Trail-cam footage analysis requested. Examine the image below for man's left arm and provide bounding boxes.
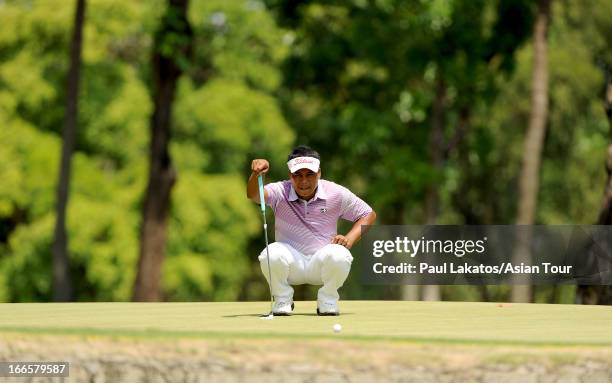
[332,211,377,249]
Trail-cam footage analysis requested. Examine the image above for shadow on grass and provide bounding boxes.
[223,313,354,318]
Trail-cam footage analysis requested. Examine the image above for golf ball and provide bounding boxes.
[333,323,342,333]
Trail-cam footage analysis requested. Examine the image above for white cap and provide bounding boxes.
[287,156,320,173]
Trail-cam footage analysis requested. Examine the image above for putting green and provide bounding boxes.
[0,301,610,346]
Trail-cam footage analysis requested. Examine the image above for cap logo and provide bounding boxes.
[287,156,320,173]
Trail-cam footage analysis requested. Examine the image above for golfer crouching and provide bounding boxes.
[247,145,377,316]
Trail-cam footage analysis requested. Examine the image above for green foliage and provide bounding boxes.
[1,0,611,304]
[174,78,293,173]
[273,0,534,228]
[164,173,260,301]
[0,0,292,302]
[269,0,610,303]
[483,0,609,225]
[190,0,288,92]
[5,214,55,302]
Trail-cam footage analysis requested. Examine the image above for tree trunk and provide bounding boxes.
[577,67,612,305]
[452,108,477,222]
[52,0,86,302]
[511,0,551,303]
[391,201,418,301]
[133,0,192,301]
[597,69,612,225]
[425,78,446,225]
[421,77,447,302]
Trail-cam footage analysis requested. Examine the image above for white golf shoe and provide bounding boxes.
[317,300,339,316]
[272,297,294,316]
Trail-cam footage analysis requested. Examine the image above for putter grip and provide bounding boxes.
[257,174,266,212]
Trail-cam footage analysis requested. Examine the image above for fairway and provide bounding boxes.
[1,301,611,346]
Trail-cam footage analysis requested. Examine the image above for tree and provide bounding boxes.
[52,0,86,302]
[575,0,612,305]
[0,0,291,303]
[511,0,551,303]
[579,66,612,304]
[133,0,193,301]
[268,0,532,301]
[0,0,156,303]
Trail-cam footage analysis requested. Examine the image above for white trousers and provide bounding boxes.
[258,242,353,303]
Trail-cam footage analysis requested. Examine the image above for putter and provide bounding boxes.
[258,174,274,320]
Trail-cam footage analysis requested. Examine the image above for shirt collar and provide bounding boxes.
[289,181,327,202]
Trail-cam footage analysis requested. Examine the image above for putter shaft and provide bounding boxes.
[258,175,274,315]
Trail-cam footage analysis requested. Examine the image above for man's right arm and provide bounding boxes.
[246,159,270,203]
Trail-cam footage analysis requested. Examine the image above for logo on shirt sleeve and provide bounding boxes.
[319,208,327,213]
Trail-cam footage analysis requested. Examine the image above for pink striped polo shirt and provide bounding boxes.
[264,179,373,256]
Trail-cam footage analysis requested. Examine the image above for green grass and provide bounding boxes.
[0,301,611,346]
